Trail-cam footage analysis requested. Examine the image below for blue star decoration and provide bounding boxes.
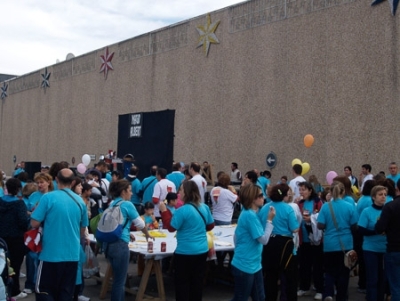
[1,82,8,100]
[41,67,51,91]
[371,0,399,16]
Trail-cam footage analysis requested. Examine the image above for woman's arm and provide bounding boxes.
[257,222,274,245]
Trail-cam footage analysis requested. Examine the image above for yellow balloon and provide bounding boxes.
[301,162,310,175]
[292,158,302,166]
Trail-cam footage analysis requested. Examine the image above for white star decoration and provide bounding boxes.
[1,82,8,100]
[196,14,221,56]
[100,47,114,80]
[41,67,51,91]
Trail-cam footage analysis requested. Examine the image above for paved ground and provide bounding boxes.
[18,254,364,301]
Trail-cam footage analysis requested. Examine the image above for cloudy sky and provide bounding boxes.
[3,0,245,76]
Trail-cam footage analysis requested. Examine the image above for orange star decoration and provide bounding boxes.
[196,14,220,56]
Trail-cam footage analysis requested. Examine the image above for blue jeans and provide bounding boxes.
[385,252,400,301]
[364,251,385,301]
[105,240,129,301]
[25,251,38,290]
[231,265,265,301]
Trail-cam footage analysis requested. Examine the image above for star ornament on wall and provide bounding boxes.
[196,14,221,56]
[100,47,114,79]
[41,67,51,91]
[371,0,399,15]
[1,82,8,100]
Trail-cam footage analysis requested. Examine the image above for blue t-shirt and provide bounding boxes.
[141,176,157,204]
[31,188,88,262]
[28,191,45,211]
[317,199,358,252]
[110,198,140,243]
[357,195,373,216]
[0,187,4,198]
[105,172,112,183]
[167,204,176,215]
[52,180,58,190]
[387,174,400,187]
[358,206,386,253]
[257,177,269,199]
[343,195,356,207]
[259,201,298,237]
[129,178,142,205]
[386,195,393,204]
[231,209,264,274]
[166,172,185,191]
[171,203,213,255]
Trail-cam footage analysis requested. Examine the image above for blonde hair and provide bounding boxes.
[34,173,54,191]
[22,182,38,198]
[330,181,345,200]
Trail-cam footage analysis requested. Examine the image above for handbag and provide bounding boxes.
[328,201,357,269]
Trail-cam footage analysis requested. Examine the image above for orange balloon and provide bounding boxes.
[304,134,314,148]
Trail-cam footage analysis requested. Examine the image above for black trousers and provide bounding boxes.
[36,260,78,301]
[174,252,208,301]
[262,235,297,301]
[298,242,324,293]
[3,236,26,297]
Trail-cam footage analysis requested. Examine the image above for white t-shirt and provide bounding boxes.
[361,174,373,191]
[152,179,176,217]
[191,174,207,203]
[289,175,306,200]
[210,187,237,222]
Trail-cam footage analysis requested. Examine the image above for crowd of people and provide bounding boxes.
[0,159,399,301]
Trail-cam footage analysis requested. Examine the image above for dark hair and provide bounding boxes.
[361,179,376,196]
[111,170,124,180]
[96,161,107,168]
[150,166,158,176]
[6,178,22,196]
[333,175,352,196]
[362,164,372,172]
[344,166,352,172]
[380,178,396,198]
[269,184,289,202]
[239,184,260,209]
[144,202,155,210]
[129,166,139,176]
[157,168,167,179]
[16,172,29,182]
[183,169,191,179]
[292,164,302,175]
[231,162,238,169]
[263,170,271,178]
[281,175,288,181]
[190,162,201,173]
[49,162,64,179]
[109,179,131,199]
[181,181,201,205]
[166,192,178,203]
[298,181,318,200]
[217,173,230,189]
[172,162,181,171]
[71,177,82,193]
[82,182,92,194]
[244,171,258,184]
[320,187,331,201]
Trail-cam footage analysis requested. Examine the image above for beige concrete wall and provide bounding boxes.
[1,0,399,183]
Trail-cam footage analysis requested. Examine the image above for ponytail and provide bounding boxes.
[330,181,345,200]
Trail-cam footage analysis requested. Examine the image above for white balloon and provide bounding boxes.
[82,154,91,166]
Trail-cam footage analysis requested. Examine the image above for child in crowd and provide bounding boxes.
[141,202,159,230]
[165,192,178,215]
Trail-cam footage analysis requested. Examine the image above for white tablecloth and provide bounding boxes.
[129,225,236,259]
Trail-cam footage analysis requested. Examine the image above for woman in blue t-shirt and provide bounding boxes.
[230,184,275,301]
[358,185,387,301]
[160,180,214,301]
[105,180,151,301]
[317,181,358,301]
[259,184,299,301]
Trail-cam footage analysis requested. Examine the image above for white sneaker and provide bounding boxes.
[78,295,90,301]
[314,293,323,300]
[324,297,333,301]
[13,292,28,299]
[19,272,26,278]
[297,290,310,297]
[23,288,33,294]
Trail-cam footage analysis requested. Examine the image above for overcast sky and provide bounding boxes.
[2,0,245,76]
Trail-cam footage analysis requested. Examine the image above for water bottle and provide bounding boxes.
[159,220,163,230]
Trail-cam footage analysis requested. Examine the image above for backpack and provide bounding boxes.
[95,200,129,243]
